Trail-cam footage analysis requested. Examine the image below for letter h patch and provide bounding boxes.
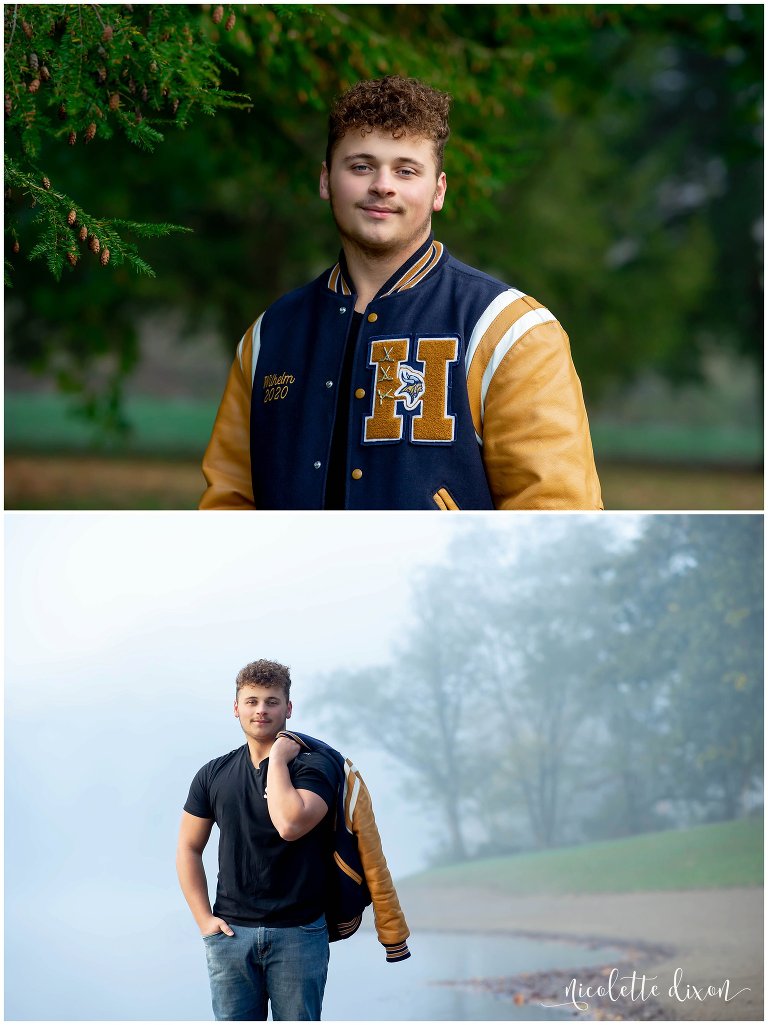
[363,336,459,444]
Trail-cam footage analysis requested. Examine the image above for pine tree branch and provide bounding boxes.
[5,154,193,283]
[4,4,251,284]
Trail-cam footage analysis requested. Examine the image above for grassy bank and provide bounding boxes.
[402,816,763,894]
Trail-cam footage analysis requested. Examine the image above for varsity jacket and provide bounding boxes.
[200,235,602,510]
[277,729,410,962]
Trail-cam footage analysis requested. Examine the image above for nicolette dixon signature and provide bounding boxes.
[542,967,750,1012]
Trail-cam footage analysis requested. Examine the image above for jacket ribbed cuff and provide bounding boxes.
[384,941,411,962]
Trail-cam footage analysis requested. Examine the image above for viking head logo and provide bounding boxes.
[394,366,426,410]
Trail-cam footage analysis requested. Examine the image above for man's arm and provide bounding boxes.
[176,810,234,936]
[467,294,603,510]
[199,318,262,510]
[266,736,329,842]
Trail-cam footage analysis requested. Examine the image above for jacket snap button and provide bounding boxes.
[367,312,378,323]
[351,468,363,480]
[325,380,333,388]
[313,461,322,470]
[355,388,366,399]
[339,306,347,314]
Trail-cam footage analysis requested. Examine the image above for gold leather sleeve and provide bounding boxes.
[481,320,603,510]
[199,332,256,510]
[348,768,411,953]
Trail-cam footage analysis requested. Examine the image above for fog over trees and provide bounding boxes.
[310,515,763,864]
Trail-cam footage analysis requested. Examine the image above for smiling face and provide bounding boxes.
[319,129,447,260]
[234,683,292,745]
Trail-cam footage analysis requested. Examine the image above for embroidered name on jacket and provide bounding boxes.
[364,335,459,444]
[263,372,296,403]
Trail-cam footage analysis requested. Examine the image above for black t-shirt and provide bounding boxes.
[184,744,339,927]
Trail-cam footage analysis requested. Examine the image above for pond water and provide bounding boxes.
[5,896,622,1020]
[323,928,623,1020]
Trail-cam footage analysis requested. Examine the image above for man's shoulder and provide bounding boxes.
[441,251,559,324]
[296,746,341,774]
[442,251,513,294]
[195,746,245,778]
[284,731,344,785]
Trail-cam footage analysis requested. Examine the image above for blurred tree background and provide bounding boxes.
[308,514,763,865]
[4,3,763,509]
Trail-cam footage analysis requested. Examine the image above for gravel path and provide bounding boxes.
[396,883,763,1021]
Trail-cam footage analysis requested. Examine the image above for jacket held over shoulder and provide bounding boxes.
[276,729,410,963]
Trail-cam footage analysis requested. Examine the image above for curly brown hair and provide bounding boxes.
[326,76,452,174]
[235,659,291,701]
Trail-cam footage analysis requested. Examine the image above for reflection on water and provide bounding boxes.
[324,928,623,1020]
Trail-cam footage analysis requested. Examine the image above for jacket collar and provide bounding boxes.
[327,233,445,299]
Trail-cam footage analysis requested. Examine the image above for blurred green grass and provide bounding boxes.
[591,423,762,464]
[5,392,216,456]
[5,391,763,463]
[4,391,763,510]
[402,816,763,894]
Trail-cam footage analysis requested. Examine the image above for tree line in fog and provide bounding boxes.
[310,516,762,864]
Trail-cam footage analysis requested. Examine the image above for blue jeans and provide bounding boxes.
[202,915,330,1021]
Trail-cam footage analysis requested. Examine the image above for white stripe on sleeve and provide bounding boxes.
[480,307,556,421]
[250,313,264,387]
[464,288,526,376]
[236,332,247,373]
[347,775,361,830]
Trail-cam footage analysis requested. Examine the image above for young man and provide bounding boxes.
[200,76,602,511]
[177,660,408,1022]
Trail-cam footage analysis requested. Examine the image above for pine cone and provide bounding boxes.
[102,25,114,43]
[141,85,148,102]
[109,93,120,111]
[22,20,33,39]
[171,98,180,115]
[225,12,236,31]
[40,65,51,81]
[5,95,12,116]
[28,78,41,94]
[29,53,39,71]
[97,66,107,83]
[212,6,224,24]
[42,176,51,190]
[12,240,20,253]
[84,122,97,143]
[79,226,88,241]
[58,102,67,120]
[100,248,111,267]
[68,130,77,145]
[89,235,101,254]
[67,209,77,225]
[66,251,78,267]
